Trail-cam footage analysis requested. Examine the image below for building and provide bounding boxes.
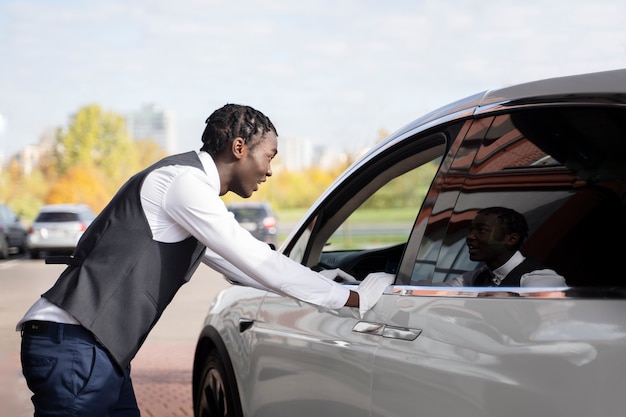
[277,136,347,171]
[126,104,177,154]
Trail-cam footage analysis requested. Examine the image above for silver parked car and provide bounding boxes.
[0,203,28,258]
[27,204,96,259]
[192,69,626,417]
[226,201,278,248]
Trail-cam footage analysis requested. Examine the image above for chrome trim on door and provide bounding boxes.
[352,321,385,336]
[382,326,421,341]
[389,286,626,299]
[353,321,421,341]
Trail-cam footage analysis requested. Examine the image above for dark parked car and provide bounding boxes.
[226,201,278,247]
[27,204,96,259]
[0,203,28,258]
[192,69,626,417]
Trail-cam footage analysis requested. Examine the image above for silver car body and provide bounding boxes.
[193,69,626,417]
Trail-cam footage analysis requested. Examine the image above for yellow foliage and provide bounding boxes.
[45,163,112,213]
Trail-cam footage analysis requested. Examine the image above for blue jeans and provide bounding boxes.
[20,321,140,417]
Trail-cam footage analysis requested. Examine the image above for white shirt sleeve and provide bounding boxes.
[520,269,567,287]
[159,165,350,309]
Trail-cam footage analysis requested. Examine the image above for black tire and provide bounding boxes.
[17,234,27,254]
[194,349,243,417]
[29,250,40,259]
[0,237,8,259]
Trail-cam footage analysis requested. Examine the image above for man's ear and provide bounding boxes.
[505,232,520,247]
[231,137,247,160]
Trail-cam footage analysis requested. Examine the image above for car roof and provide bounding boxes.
[38,204,93,212]
[364,68,626,162]
[297,69,626,226]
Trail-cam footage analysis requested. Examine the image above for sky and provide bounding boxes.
[1,0,625,160]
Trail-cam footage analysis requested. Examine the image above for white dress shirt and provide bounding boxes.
[445,251,567,287]
[17,151,350,329]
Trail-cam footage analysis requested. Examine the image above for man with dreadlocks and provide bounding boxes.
[17,104,392,416]
[446,206,566,287]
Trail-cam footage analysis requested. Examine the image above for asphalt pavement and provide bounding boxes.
[0,256,231,417]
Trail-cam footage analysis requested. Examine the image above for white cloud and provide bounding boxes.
[0,0,625,158]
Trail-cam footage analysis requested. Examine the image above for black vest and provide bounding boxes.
[474,257,547,287]
[44,151,207,370]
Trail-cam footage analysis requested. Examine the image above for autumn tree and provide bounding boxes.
[47,104,147,211]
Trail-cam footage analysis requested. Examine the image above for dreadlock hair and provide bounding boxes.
[477,206,529,250]
[200,104,278,157]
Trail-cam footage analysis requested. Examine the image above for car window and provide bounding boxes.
[36,212,81,222]
[284,133,446,280]
[322,163,438,252]
[410,106,626,287]
[229,208,266,221]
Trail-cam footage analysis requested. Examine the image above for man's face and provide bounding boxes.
[466,212,513,266]
[231,131,278,198]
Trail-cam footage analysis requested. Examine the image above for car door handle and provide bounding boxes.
[352,321,421,341]
[239,319,254,333]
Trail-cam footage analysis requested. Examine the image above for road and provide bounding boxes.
[0,255,232,417]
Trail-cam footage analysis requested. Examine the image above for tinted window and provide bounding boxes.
[229,208,267,221]
[36,212,81,222]
[410,107,626,287]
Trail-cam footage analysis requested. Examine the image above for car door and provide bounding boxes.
[244,133,447,417]
[369,107,626,417]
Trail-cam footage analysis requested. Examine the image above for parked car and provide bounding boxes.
[27,204,96,259]
[192,69,626,417]
[0,203,28,258]
[226,201,278,248]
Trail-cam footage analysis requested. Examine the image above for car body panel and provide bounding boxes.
[0,203,28,255]
[244,293,374,417]
[27,204,96,256]
[226,201,278,247]
[193,69,626,417]
[370,288,626,417]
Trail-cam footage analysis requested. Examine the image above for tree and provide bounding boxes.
[54,104,140,194]
[45,163,112,212]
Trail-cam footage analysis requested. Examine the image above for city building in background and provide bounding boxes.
[1,106,354,175]
[278,136,347,171]
[126,104,177,154]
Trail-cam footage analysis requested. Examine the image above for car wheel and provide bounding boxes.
[194,349,243,417]
[17,236,27,254]
[29,250,40,259]
[0,237,8,259]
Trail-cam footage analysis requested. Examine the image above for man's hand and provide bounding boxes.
[318,268,358,283]
[355,272,394,318]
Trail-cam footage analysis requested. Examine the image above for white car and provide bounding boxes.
[192,69,626,417]
[27,204,96,259]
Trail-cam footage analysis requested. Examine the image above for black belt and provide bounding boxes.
[21,320,94,341]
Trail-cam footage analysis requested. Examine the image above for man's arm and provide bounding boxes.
[520,269,567,287]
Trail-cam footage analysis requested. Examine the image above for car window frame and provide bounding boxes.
[283,132,448,276]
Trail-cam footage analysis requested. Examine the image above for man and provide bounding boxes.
[445,206,566,287]
[17,104,392,416]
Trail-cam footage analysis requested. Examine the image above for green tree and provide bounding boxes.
[54,104,140,194]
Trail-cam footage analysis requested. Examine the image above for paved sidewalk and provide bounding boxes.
[133,344,196,417]
[1,260,230,417]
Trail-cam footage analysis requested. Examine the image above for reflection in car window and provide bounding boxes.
[411,107,626,288]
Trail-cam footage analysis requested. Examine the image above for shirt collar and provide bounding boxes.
[492,250,525,280]
[196,150,220,190]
